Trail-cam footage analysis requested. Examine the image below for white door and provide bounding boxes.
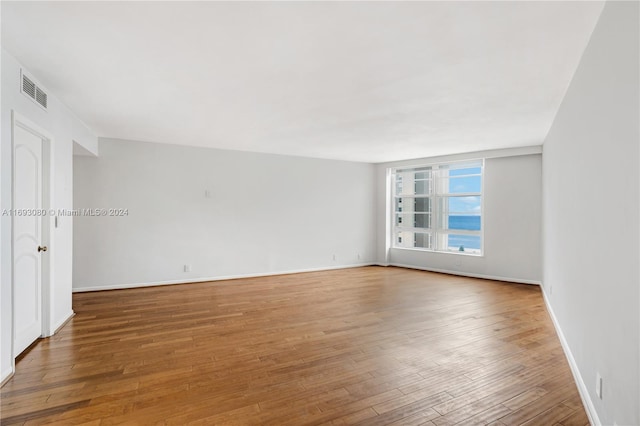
[13,124,45,355]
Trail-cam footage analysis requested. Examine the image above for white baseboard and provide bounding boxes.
[52,311,75,334]
[74,263,539,293]
[73,263,376,293]
[388,263,542,285]
[541,287,601,426]
[1,367,14,387]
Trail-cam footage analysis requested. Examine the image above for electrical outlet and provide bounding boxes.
[596,373,603,399]
[184,264,192,273]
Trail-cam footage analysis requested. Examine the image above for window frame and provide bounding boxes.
[390,159,484,256]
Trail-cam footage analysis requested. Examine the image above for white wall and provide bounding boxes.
[1,50,98,383]
[73,138,376,290]
[542,2,639,425]
[375,147,542,284]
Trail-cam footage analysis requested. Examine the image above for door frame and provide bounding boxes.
[10,110,55,367]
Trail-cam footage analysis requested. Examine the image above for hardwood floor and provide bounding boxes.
[1,266,589,425]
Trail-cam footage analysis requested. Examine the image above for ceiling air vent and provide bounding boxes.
[20,69,48,110]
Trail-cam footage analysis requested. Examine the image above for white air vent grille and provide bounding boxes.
[22,74,36,98]
[35,87,48,109]
[20,69,48,110]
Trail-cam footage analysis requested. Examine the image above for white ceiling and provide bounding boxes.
[2,1,604,163]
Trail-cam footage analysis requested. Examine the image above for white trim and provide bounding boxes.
[51,311,75,334]
[384,168,392,265]
[40,132,54,337]
[392,246,483,257]
[388,262,542,285]
[73,263,376,293]
[1,368,14,387]
[376,145,542,168]
[540,286,601,426]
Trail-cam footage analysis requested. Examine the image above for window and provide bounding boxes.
[392,160,483,255]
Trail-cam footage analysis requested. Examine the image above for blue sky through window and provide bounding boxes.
[448,167,481,214]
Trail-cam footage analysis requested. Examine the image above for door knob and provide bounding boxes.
[37,246,47,252]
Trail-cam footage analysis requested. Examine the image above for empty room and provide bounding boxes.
[0,1,638,425]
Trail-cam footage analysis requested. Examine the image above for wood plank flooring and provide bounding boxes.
[0,266,589,425]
